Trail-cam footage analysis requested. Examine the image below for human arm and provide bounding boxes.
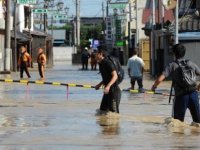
[17,56,21,67]
[104,70,118,94]
[151,63,172,91]
[41,54,46,65]
[141,59,145,75]
[95,81,103,90]
[26,53,32,67]
[128,68,131,77]
[127,59,131,77]
[192,62,200,91]
[151,74,166,91]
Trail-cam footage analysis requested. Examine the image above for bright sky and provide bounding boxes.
[66,0,104,17]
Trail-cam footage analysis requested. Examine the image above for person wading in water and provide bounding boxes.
[37,48,46,80]
[18,46,31,79]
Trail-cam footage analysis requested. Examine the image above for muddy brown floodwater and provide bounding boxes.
[0,61,199,150]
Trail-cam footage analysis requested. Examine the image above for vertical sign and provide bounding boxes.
[106,17,112,41]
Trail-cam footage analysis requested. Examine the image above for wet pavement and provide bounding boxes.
[0,61,200,150]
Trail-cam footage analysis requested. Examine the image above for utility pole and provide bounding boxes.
[175,0,179,44]
[102,1,105,45]
[106,0,109,17]
[76,0,80,51]
[13,0,17,72]
[44,3,48,33]
[128,3,131,57]
[135,0,138,48]
[5,0,11,73]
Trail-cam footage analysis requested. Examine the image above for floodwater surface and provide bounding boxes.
[0,62,199,150]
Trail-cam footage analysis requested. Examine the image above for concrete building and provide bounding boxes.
[0,1,54,72]
[142,0,200,76]
[14,2,53,68]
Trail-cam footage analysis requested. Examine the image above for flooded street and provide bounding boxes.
[0,61,200,150]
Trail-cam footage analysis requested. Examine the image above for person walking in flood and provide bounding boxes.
[151,44,200,124]
[95,46,121,114]
[37,48,46,79]
[127,48,145,92]
[18,46,31,79]
[90,50,97,70]
[81,47,90,70]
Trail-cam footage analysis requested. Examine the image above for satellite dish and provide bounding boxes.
[162,0,177,10]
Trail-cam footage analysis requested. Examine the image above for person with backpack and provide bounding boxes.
[95,47,121,114]
[151,44,200,124]
[127,48,145,92]
[18,45,31,79]
[37,48,46,79]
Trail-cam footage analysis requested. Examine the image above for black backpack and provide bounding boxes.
[169,59,197,103]
[174,60,197,89]
[107,56,124,84]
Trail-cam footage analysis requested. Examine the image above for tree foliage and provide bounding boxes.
[80,24,103,49]
[48,22,103,49]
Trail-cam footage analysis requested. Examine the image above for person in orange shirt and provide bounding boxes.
[18,46,31,78]
[37,48,46,79]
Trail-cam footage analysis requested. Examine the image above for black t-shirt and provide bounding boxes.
[99,57,116,85]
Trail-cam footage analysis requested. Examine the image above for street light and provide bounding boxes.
[57,1,64,11]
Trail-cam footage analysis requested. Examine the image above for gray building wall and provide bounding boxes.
[49,30,66,40]
[180,41,200,67]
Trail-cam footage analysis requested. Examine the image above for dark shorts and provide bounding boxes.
[100,85,121,113]
[130,76,143,89]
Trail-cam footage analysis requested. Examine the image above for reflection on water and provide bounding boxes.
[166,117,200,135]
[0,114,50,128]
[96,112,120,135]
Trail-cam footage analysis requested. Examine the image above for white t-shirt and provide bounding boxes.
[127,55,145,77]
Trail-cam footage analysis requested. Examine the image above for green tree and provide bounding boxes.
[80,24,103,49]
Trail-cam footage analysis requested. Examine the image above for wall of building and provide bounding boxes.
[17,4,34,32]
[181,41,200,67]
[128,0,147,41]
[53,47,73,62]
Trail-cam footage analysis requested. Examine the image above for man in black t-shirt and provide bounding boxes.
[95,47,121,114]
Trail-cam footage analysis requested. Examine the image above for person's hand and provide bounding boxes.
[104,85,110,94]
[95,84,101,90]
[151,84,157,91]
[128,73,131,78]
